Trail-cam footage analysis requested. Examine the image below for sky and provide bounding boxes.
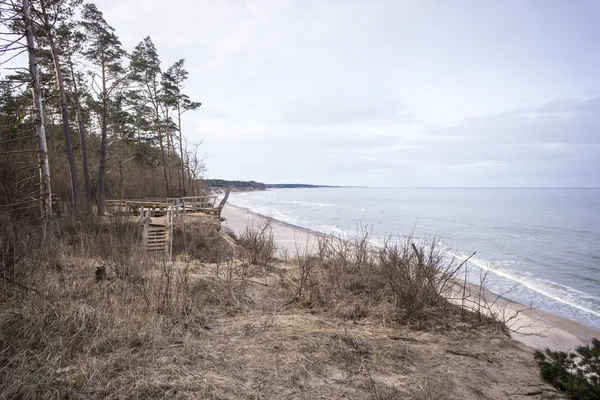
[99,0,600,187]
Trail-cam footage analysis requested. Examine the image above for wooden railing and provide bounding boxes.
[106,195,220,217]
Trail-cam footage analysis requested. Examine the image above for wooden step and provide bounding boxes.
[140,212,171,256]
[148,233,166,237]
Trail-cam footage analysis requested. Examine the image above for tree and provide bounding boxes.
[80,2,126,215]
[130,36,170,196]
[22,0,52,216]
[36,0,81,215]
[50,20,93,211]
[162,59,200,196]
[182,138,205,195]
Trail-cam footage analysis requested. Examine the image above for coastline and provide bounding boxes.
[222,203,600,352]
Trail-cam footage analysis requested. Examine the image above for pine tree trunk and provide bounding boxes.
[155,108,170,197]
[68,57,92,213]
[118,158,125,199]
[97,58,108,216]
[165,109,179,195]
[40,0,80,216]
[22,0,52,217]
[177,104,187,197]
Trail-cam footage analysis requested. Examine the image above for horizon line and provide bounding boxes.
[266,185,600,189]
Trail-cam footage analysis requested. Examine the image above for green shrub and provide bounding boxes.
[534,338,600,400]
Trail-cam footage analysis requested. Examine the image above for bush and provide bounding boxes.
[290,229,476,327]
[171,215,234,263]
[236,217,277,266]
[534,339,600,400]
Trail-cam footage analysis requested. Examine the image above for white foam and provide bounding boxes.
[280,200,334,207]
[451,251,600,318]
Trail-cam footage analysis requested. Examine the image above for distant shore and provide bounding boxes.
[206,179,362,193]
[222,202,600,352]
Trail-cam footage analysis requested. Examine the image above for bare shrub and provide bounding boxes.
[290,229,384,315]
[237,217,277,266]
[172,215,234,263]
[378,235,461,322]
[290,228,501,329]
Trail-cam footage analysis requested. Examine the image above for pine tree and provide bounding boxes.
[130,37,171,196]
[80,2,126,215]
[54,21,93,211]
[162,59,200,196]
[535,339,600,399]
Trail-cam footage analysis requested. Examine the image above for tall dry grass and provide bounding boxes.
[289,229,502,330]
[0,215,230,398]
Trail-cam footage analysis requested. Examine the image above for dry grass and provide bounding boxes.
[172,214,234,263]
[0,215,562,399]
[288,230,503,332]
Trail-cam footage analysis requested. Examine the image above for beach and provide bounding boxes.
[223,203,600,352]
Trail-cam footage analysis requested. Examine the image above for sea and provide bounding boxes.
[229,187,600,330]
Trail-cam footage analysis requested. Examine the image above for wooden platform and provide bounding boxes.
[106,196,219,217]
[108,190,232,260]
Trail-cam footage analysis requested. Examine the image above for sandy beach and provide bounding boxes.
[222,202,600,352]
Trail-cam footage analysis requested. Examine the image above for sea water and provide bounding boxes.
[229,187,600,329]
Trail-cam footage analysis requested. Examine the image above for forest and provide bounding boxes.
[0,0,205,219]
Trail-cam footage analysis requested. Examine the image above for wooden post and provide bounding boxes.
[169,205,174,262]
[137,206,145,243]
[144,209,150,250]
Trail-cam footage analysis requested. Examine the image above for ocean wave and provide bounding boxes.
[280,200,334,208]
[451,252,600,318]
[331,225,346,236]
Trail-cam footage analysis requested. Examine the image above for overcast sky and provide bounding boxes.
[99,0,600,187]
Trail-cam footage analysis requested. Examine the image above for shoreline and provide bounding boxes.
[222,203,600,352]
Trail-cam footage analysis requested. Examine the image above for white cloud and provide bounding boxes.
[96,0,600,187]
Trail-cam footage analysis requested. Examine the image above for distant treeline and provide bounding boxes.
[205,180,266,190]
[206,180,345,190]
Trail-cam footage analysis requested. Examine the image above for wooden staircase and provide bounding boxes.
[139,208,174,259]
[146,220,168,252]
